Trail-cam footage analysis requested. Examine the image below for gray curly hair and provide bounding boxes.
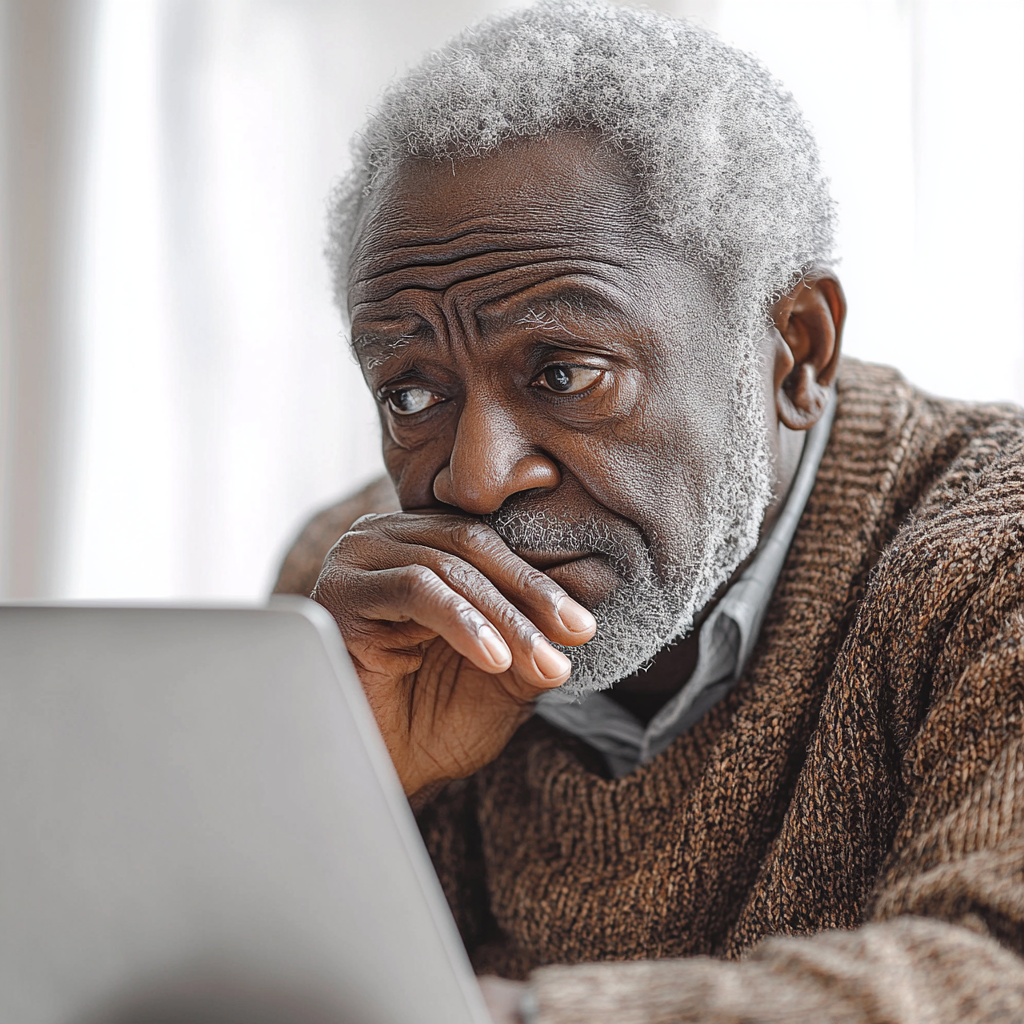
[326,0,836,321]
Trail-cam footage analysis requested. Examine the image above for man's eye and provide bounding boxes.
[384,387,442,415]
[534,365,603,394]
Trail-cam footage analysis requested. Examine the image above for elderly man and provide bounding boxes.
[275,2,1024,1021]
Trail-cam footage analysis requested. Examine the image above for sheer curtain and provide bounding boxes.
[715,0,1024,405]
[63,0,527,600]
[2,0,1022,600]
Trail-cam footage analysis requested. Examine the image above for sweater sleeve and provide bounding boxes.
[529,605,1024,1024]
[529,915,1024,1024]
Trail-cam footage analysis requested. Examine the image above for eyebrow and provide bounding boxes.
[351,324,432,367]
[479,285,631,336]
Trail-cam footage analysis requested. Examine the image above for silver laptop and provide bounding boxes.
[0,599,492,1024]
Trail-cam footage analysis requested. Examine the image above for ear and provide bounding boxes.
[770,273,846,431]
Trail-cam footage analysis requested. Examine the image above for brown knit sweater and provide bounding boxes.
[415,360,1024,1022]
[277,359,1024,1022]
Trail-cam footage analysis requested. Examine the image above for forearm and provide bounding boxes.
[528,916,1024,1024]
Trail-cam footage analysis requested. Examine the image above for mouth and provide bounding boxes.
[511,549,620,607]
[513,549,591,571]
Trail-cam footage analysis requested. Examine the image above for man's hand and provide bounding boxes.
[312,512,596,799]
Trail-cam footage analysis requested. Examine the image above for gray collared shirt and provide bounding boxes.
[534,395,835,778]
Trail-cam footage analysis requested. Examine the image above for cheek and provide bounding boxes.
[381,425,454,510]
[628,388,729,497]
[574,390,735,560]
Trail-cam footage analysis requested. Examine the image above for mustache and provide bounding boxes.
[482,502,649,579]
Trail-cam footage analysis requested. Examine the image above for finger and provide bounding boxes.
[361,564,571,690]
[360,544,576,687]
[355,515,596,646]
[325,515,586,685]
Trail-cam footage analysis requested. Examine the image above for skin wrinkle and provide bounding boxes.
[357,214,597,245]
[359,223,619,261]
[356,248,574,291]
[352,203,679,372]
[349,157,645,306]
[353,251,636,306]
[350,180,640,263]
[383,222,546,251]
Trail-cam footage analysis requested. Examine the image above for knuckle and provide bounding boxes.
[504,559,563,604]
[400,564,439,602]
[432,553,461,579]
[322,534,351,564]
[450,518,492,550]
[351,511,397,531]
[437,557,481,593]
[452,603,483,632]
[323,525,372,566]
[311,573,348,614]
[337,512,405,554]
[490,600,528,636]
[314,545,370,601]
[524,564,558,593]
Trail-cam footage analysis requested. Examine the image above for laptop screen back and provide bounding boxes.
[0,601,489,1024]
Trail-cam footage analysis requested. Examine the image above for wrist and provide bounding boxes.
[382,740,436,799]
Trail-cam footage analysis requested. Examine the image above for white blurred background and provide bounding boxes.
[1,0,1022,601]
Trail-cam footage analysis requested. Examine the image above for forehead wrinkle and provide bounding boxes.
[351,196,616,279]
[356,172,638,258]
[353,239,567,286]
[355,260,618,335]
[351,250,611,306]
[350,208,638,299]
[372,219,550,255]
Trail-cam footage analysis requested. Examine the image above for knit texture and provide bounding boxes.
[414,360,1024,1021]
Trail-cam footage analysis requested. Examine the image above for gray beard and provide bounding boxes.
[484,505,691,695]
[484,345,774,696]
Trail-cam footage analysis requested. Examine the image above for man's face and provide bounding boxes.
[348,133,776,692]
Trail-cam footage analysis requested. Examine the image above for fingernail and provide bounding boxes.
[557,596,596,634]
[532,634,572,681]
[479,624,511,667]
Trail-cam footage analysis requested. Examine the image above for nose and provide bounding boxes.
[433,397,561,514]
